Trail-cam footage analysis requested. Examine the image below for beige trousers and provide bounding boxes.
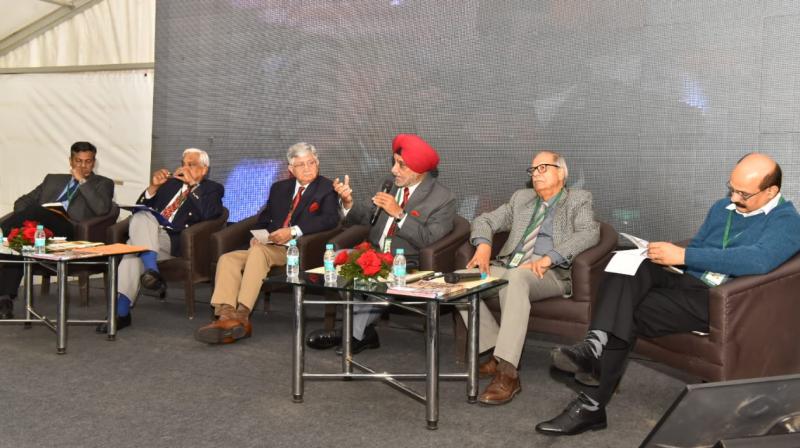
[119,212,173,305]
[210,244,287,312]
[459,259,566,368]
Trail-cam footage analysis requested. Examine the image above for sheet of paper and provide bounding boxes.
[604,249,647,276]
[250,229,271,245]
[619,232,648,250]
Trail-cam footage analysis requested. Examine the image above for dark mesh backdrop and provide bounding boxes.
[152,0,800,240]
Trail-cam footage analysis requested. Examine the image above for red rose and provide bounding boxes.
[44,228,54,238]
[22,227,37,243]
[356,250,382,276]
[355,241,372,252]
[334,250,350,266]
[410,210,420,217]
[7,228,20,240]
[309,202,319,213]
[22,220,37,229]
[379,252,394,265]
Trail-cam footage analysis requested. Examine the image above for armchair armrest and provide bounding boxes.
[571,222,618,302]
[107,217,131,244]
[419,215,470,272]
[180,209,229,279]
[74,204,120,243]
[210,215,258,263]
[297,226,342,271]
[330,225,370,251]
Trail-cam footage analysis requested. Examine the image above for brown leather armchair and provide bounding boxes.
[451,221,618,361]
[635,251,800,382]
[209,215,342,313]
[107,208,229,319]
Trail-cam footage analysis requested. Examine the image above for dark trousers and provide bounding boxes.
[0,207,75,298]
[587,261,710,406]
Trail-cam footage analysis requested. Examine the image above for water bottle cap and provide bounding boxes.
[396,248,404,255]
[289,239,297,246]
[326,243,334,250]
[37,224,44,230]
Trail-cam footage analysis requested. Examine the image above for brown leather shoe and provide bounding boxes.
[479,357,498,378]
[194,318,249,344]
[478,371,521,405]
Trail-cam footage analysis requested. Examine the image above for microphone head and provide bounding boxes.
[443,273,460,284]
[381,179,393,193]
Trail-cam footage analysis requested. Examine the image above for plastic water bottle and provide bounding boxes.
[323,243,337,284]
[286,239,300,278]
[392,248,407,287]
[34,225,47,254]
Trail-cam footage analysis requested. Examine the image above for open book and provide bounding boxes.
[605,233,684,276]
[386,280,466,299]
[120,204,175,229]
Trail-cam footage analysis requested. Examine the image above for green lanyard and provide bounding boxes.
[518,189,564,245]
[721,196,784,249]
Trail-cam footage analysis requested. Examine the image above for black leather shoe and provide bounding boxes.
[535,392,608,436]
[306,329,342,350]
[0,297,13,320]
[95,313,132,333]
[551,341,598,375]
[335,325,380,355]
[140,269,166,293]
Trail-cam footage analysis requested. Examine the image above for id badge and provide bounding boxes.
[700,271,728,287]
[507,252,524,268]
[382,238,392,253]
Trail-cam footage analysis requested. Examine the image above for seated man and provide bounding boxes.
[461,151,599,405]
[194,142,339,344]
[537,153,800,436]
[96,148,224,332]
[306,134,456,352]
[0,141,114,319]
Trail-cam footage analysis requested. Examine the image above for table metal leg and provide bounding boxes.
[56,261,68,354]
[425,301,440,430]
[342,291,352,375]
[107,255,118,340]
[467,293,479,403]
[292,284,305,403]
[23,261,33,328]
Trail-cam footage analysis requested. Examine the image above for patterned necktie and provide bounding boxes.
[282,186,305,227]
[518,201,549,265]
[387,187,410,237]
[58,179,78,203]
[161,187,191,220]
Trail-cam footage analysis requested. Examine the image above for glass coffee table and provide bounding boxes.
[265,273,507,430]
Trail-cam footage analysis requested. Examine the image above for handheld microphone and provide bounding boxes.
[369,179,394,225]
[443,272,486,284]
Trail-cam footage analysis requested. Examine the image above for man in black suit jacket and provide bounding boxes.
[195,142,339,344]
[97,148,224,332]
[0,141,114,319]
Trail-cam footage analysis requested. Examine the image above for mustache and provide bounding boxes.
[733,201,747,208]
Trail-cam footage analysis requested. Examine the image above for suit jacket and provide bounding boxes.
[253,176,339,234]
[344,174,456,266]
[471,188,600,295]
[137,177,225,256]
[14,173,114,222]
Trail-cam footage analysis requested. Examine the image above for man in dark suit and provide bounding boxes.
[0,141,114,319]
[306,134,456,352]
[194,142,339,344]
[96,148,224,332]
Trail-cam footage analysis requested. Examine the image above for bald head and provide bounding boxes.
[729,153,781,213]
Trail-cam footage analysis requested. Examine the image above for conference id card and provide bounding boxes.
[700,271,727,287]
[382,238,392,253]
[507,252,524,268]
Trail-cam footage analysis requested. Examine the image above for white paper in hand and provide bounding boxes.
[250,229,271,245]
[605,249,647,276]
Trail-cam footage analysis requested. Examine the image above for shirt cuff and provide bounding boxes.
[292,225,303,238]
[144,190,155,200]
[546,250,566,266]
[471,237,492,247]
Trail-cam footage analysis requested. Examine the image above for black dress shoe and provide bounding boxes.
[552,341,598,373]
[306,329,342,350]
[0,297,13,320]
[335,325,380,355]
[535,392,608,436]
[140,269,166,293]
[95,313,132,333]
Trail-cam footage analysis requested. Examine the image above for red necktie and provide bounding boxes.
[387,187,410,236]
[282,186,305,227]
[161,188,190,220]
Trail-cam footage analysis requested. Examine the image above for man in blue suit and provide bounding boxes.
[194,142,339,344]
[96,148,224,332]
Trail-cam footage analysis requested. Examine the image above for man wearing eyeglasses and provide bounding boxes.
[195,142,339,344]
[0,141,114,319]
[461,150,600,405]
[537,153,800,436]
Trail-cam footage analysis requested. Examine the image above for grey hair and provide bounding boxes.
[183,148,210,167]
[286,142,318,164]
[539,150,568,180]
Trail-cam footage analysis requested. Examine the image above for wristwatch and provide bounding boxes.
[290,227,298,238]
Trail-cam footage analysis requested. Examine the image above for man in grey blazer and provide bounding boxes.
[0,141,115,319]
[306,134,456,352]
[462,150,599,405]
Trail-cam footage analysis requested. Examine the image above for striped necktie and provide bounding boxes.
[58,179,79,203]
[282,186,305,228]
[518,201,550,265]
[161,187,190,220]
[387,187,410,237]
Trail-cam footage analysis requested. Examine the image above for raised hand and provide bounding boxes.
[333,175,353,209]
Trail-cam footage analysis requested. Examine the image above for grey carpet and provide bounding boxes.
[0,281,691,448]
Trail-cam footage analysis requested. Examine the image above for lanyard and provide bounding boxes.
[722,196,784,249]
[519,189,564,242]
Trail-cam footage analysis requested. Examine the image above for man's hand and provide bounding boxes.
[70,166,86,183]
[519,255,552,279]
[333,175,353,209]
[173,166,199,187]
[249,237,261,247]
[147,168,171,195]
[647,242,685,266]
[373,192,403,219]
[466,243,492,274]
[269,227,293,245]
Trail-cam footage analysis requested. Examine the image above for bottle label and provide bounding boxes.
[35,237,46,248]
[324,260,334,271]
[287,255,299,267]
[393,265,406,277]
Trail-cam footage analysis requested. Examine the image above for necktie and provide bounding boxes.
[518,201,549,265]
[58,179,78,203]
[282,186,305,227]
[161,188,191,220]
[387,187,410,237]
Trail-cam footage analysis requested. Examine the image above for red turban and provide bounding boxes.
[391,134,440,173]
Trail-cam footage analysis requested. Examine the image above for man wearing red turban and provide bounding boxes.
[306,134,456,353]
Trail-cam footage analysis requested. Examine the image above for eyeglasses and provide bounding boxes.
[291,159,318,169]
[726,182,765,201]
[526,164,560,175]
[72,158,95,166]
